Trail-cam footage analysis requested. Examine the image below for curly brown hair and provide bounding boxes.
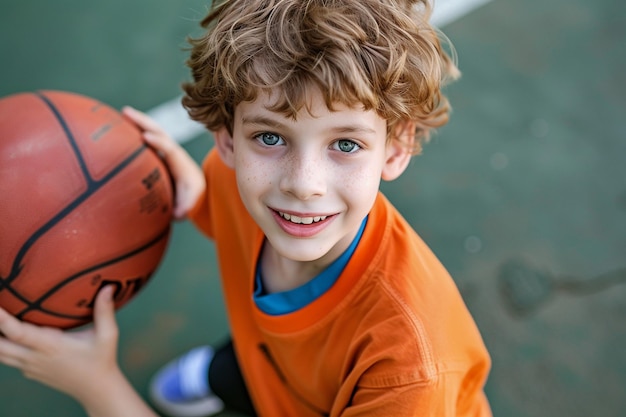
[182,0,459,154]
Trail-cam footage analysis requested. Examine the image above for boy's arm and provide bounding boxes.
[124,106,218,238]
[122,106,206,220]
[0,287,158,417]
[79,372,158,417]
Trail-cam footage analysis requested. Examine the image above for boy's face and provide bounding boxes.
[217,89,411,266]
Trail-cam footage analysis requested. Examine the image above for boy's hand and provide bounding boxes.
[123,106,206,219]
[0,287,121,404]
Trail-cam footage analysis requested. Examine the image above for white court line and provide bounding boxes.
[148,0,493,144]
[146,98,205,144]
[431,0,492,27]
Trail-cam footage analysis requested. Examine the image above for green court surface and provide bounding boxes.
[1,0,625,416]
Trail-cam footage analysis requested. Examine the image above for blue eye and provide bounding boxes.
[334,139,360,153]
[257,132,283,146]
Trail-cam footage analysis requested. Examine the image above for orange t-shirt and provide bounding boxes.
[189,149,492,417]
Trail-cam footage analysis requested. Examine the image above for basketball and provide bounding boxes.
[0,90,174,329]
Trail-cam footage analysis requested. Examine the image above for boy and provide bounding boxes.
[0,0,492,416]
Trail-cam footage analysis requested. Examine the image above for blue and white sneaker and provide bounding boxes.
[149,346,224,417]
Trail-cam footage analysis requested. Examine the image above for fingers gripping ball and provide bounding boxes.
[0,91,173,329]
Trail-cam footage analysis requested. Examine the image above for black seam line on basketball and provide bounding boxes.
[35,91,94,185]
[14,225,171,321]
[0,144,148,293]
[0,92,148,289]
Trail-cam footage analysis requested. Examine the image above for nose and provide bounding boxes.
[279,153,327,200]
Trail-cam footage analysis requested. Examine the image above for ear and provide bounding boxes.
[213,127,235,168]
[381,120,415,181]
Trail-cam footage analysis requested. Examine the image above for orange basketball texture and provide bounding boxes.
[0,90,173,329]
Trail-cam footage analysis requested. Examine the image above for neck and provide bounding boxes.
[259,230,358,294]
[259,244,324,294]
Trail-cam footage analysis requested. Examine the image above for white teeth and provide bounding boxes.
[279,211,327,224]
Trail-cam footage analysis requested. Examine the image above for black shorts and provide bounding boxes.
[209,339,257,416]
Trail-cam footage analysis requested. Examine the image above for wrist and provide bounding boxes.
[75,366,127,413]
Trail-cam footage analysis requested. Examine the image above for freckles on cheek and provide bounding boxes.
[237,157,274,187]
[342,166,380,191]
[336,167,381,213]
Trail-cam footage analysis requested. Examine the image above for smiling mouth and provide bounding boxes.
[278,211,328,225]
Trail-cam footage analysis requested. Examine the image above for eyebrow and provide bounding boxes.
[240,115,287,130]
[330,125,378,135]
[240,115,378,135]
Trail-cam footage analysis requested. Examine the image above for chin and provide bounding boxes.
[271,239,334,263]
